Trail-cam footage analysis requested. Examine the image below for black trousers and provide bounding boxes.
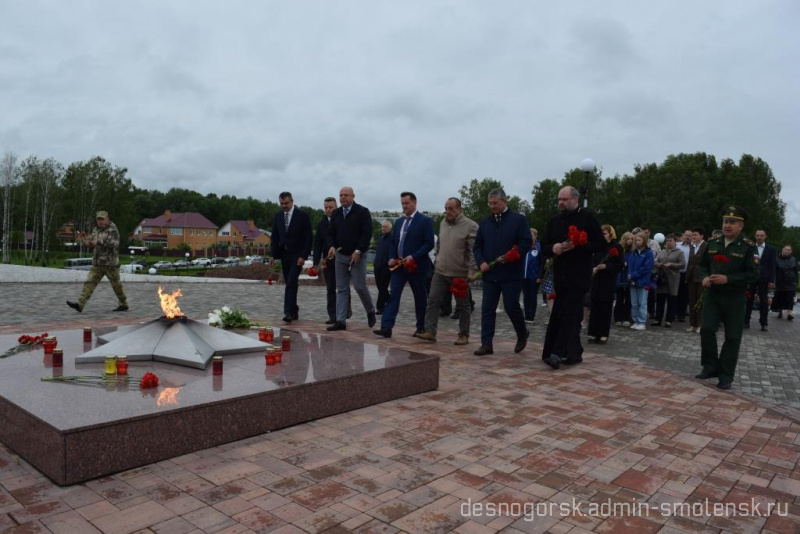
[676,272,688,320]
[654,293,677,324]
[375,265,391,312]
[588,299,613,338]
[542,287,585,362]
[613,287,632,323]
[523,279,540,320]
[745,280,769,326]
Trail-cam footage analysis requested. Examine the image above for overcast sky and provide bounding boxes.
[2,1,798,224]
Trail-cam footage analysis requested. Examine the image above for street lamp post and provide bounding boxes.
[580,158,596,209]
[185,252,190,275]
[130,249,135,271]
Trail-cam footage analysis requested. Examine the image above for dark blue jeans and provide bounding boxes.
[480,278,526,348]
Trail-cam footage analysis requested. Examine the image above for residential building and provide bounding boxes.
[217,220,271,248]
[133,210,218,250]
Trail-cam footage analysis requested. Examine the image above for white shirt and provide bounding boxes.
[675,242,690,273]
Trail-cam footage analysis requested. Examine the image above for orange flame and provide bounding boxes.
[158,286,184,319]
[157,387,180,407]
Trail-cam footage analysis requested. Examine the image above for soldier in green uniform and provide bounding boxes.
[67,211,129,313]
[694,206,758,390]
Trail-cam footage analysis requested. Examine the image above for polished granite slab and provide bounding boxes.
[0,325,439,485]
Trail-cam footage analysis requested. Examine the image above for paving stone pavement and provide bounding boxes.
[1,281,800,533]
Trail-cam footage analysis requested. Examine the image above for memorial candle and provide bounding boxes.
[282,336,291,351]
[52,348,63,367]
[116,356,129,375]
[83,327,92,343]
[212,356,223,375]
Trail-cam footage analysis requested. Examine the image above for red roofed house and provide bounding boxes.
[217,220,271,248]
[132,210,218,250]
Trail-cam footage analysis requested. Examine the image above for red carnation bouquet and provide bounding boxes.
[307,266,319,277]
[450,278,469,300]
[2,332,49,358]
[567,225,588,246]
[547,293,557,301]
[474,245,522,279]
[390,257,418,274]
[140,372,160,389]
[695,254,733,310]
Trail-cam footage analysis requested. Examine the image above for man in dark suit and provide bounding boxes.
[270,191,312,323]
[473,188,532,355]
[325,186,377,331]
[745,229,777,331]
[313,196,351,324]
[540,186,604,369]
[686,227,708,333]
[374,219,393,314]
[373,192,434,338]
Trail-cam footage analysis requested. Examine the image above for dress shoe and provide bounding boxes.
[598,337,608,344]
[412,329,424,337]
[373,328,392,338]
[587,338,598,344]
[777,311,783,319]
[439,310,450,317]
[325,319,336,325]
[562,357,583,365]
[717,381,732,390]
[112,305,129,312]
[416,331,436,342]
[67,301,83,313]
[454,335,469,346]
[685,326,695,332]
[514,329,529,353]
[326,322,346,331]
[789,315,794,321]
[375,310,383,316]
[544,354,561,369]
[450,313,460,320]
[761,325,768,332]
[664,322,672,328]
[282,316,293,323]
[650,321,661,327]
[473,345,493,356]
[367,312,376,328]
[695,369,718,379]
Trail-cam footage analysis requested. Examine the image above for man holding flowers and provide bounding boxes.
[472,188,532,356]
[540,186,604,369]
[695,205,759,390]
[416,197,478,345]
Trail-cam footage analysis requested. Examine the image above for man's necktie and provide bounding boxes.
[284,212,290,231]
[495,214,501,224]
[343,207,350,219]
[398,216,412,257]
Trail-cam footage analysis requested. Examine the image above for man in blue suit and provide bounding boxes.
[373,192,435,338]
[473,188,532,355]
[270,191,312,324]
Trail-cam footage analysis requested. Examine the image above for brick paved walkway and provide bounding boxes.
[1,281,799,533]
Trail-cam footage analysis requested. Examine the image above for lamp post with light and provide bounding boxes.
[580,158,596,209]
[185,252,190,275]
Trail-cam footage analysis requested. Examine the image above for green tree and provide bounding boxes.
[458,178,528,223]
[530,178,561,232]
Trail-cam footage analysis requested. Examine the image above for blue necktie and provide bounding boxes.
[284,212,290,231]
[343,206,350,219]
[398,216,412,257]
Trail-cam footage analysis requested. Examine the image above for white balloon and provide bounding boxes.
[148,268,157,275]
[654,233,665,243]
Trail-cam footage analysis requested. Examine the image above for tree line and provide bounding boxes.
[1,150,796,265]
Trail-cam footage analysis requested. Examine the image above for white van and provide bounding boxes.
[119,264,143,274]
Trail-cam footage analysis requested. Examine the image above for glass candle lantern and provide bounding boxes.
[42,336,57,354]
[258,328,267,342]
[52,348,63,367]
[212,356,223,375]
[281,336,291,352]
[104,356,117,375]
[274,349,282,363]
[83,327,92,343]
[264,327,274,343]
[116,356,129,374]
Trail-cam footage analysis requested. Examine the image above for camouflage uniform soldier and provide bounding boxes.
[67,211,129,312]
[694,205,758,390]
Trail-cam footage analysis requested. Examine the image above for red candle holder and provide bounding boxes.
[264,328,274,343]
[42,336,57,354]
[258,328,267,342]
[52,348,63,367]
[281,336,291,352]
[212,356,223,375]
[266,355,276,366]
[116,356,129,375]
[274,349,282,363]
[83,327,92,343]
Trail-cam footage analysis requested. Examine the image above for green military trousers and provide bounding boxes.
[79,265,128,309]
[699,291,746,381]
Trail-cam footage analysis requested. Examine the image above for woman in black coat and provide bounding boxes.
[772,244,798,320]
[588,225,625,344]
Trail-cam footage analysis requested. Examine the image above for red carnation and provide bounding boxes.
[140,372,159,389]
[307,266,319,277]
[403,257,418,274]
[713,254,729,263]
[17,335,26,344]
[450,278,469,300]
[608,247,619,257]
[547,293,556,300]
[567,225,588,246]
[504,245,522,263]
[745,291,751,299]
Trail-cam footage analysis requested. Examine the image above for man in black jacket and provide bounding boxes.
[745,229,777,332]
[540,186,604,369]
[325,186,377,331]
[270,191,313,323]
[313,197,351,324]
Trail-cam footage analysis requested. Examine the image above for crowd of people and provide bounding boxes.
[71,190,798,393]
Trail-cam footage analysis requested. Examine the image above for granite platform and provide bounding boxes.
[0,325,439,486]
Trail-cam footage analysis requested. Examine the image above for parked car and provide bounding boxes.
[248,255,264,264]
[152,261,172,270]
[192,258,212,266]
[173,259,190,268]
[224,257,240,264]
[210,257,226,265]
[119,264,143,274]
